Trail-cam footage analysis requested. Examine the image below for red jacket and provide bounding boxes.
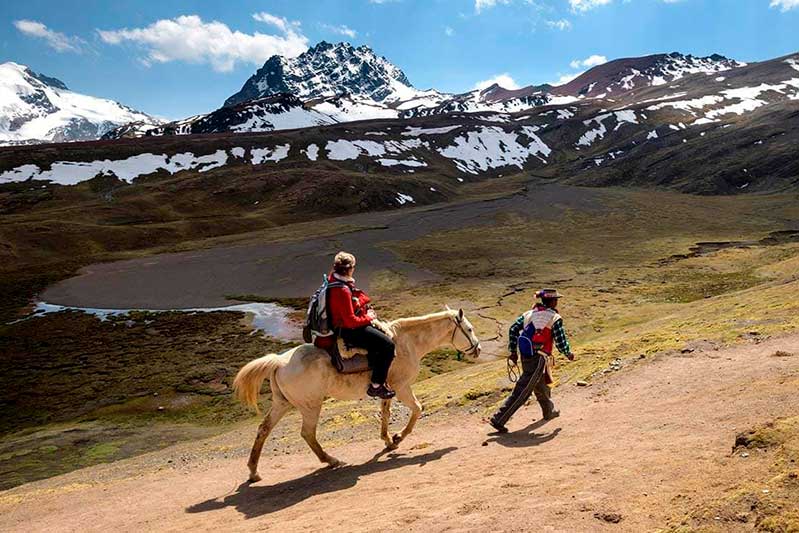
[327,273,373,330]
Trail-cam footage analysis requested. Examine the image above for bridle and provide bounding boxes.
[451,315,480,357]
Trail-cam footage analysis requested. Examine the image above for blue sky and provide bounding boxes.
[2,0,798,119]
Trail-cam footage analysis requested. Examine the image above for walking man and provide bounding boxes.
[488,288,575,433]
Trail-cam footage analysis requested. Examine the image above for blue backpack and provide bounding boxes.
[517,308,558,357]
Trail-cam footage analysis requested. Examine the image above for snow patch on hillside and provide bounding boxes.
[251,144,290,164]
[577,110,638,147]
[379,158,427,167]
[0,149,232,186]
[304,144,319,161]
[312,97,399,122]
[402,125,460,136]
[325,138,430,161]
[326,140,362,160]
[437,126,551,174]
[231,107,334,132]
[395,193,415,205]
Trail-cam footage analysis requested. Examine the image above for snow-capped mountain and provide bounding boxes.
[224,41,431,107]
[103,43,756,142]
[556,52,745,98]
[104,94,341,138]
[5,52,799,200]
[0,62,158,145]
[401,84,562,118]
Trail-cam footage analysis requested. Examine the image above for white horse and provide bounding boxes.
[233,308,481,482]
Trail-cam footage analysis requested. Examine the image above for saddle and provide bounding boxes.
[328,319,394,375]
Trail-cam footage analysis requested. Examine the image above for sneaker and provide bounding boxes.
[367,383,396,399]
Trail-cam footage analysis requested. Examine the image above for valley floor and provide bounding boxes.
[2,332,798,532]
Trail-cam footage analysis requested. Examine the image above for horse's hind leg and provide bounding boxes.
[391,386,423,447]
[300,405,343,467]
[247,396,290,482]
[380,399,395,449]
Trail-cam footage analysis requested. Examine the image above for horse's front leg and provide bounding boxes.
[380,399,396,449]
[391,386,422,447]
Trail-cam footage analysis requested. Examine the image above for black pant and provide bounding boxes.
[491,353,552,426]
[340,325,395,384]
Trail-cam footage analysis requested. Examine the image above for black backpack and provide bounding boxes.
[303,275,346,343]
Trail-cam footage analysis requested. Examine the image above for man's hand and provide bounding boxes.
[508,351,518,363]
[366,309,377,320]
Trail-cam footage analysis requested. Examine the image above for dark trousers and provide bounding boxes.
[340,325,395,384]
[491,353,553,427]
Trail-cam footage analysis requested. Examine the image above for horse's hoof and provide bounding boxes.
[392,434,403,445]
[384,441,399,451]
[248,473,262,483]
[327,458,345,468]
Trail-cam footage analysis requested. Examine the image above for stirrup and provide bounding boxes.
[367,384,395,399]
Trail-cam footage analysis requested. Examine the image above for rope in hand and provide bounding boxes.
[507,358,520,383]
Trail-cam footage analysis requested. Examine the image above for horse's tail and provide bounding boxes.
[233,353,284,413]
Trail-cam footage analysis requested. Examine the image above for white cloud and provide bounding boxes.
[475,0,511,13]
[570,0,690,11]
[445,26,455,36]
[252,12,291,32]
[570,54,607,68]
[474,73,520,90]
[320,23,357,39]
[569,0,612,12]
[14,19,85,53]
[98,14,308,72]
[770,0,799,11]
[546,19,572,30]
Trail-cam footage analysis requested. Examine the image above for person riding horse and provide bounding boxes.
[326,251,396,400]
[488,288,575,433]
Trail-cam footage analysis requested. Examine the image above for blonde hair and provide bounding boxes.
[333,251,356,275]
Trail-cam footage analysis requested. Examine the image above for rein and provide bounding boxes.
[451,315,479,357]
[507,359,520,383]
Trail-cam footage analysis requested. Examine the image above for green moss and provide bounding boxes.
[463,388,493,401]
[84,442,120,460]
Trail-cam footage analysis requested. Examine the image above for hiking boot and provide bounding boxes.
[486,417,508,434]
[543,409,560,421]
[540,399,559,421]
[367,383,396,399]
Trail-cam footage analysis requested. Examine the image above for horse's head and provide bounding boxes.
[446,306,481,358]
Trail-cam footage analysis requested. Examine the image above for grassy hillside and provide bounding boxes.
[2,174,799,490]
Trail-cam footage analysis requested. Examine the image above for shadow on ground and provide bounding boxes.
[186,446,457,519]
[486,419,562,448]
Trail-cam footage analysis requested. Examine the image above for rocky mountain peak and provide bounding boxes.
[223,41,415,107]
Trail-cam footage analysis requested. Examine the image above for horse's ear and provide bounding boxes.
[458,308,464,320]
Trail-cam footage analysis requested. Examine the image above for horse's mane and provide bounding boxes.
[389,309,455,330]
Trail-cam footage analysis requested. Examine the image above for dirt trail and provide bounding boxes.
[2,334,798,532]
